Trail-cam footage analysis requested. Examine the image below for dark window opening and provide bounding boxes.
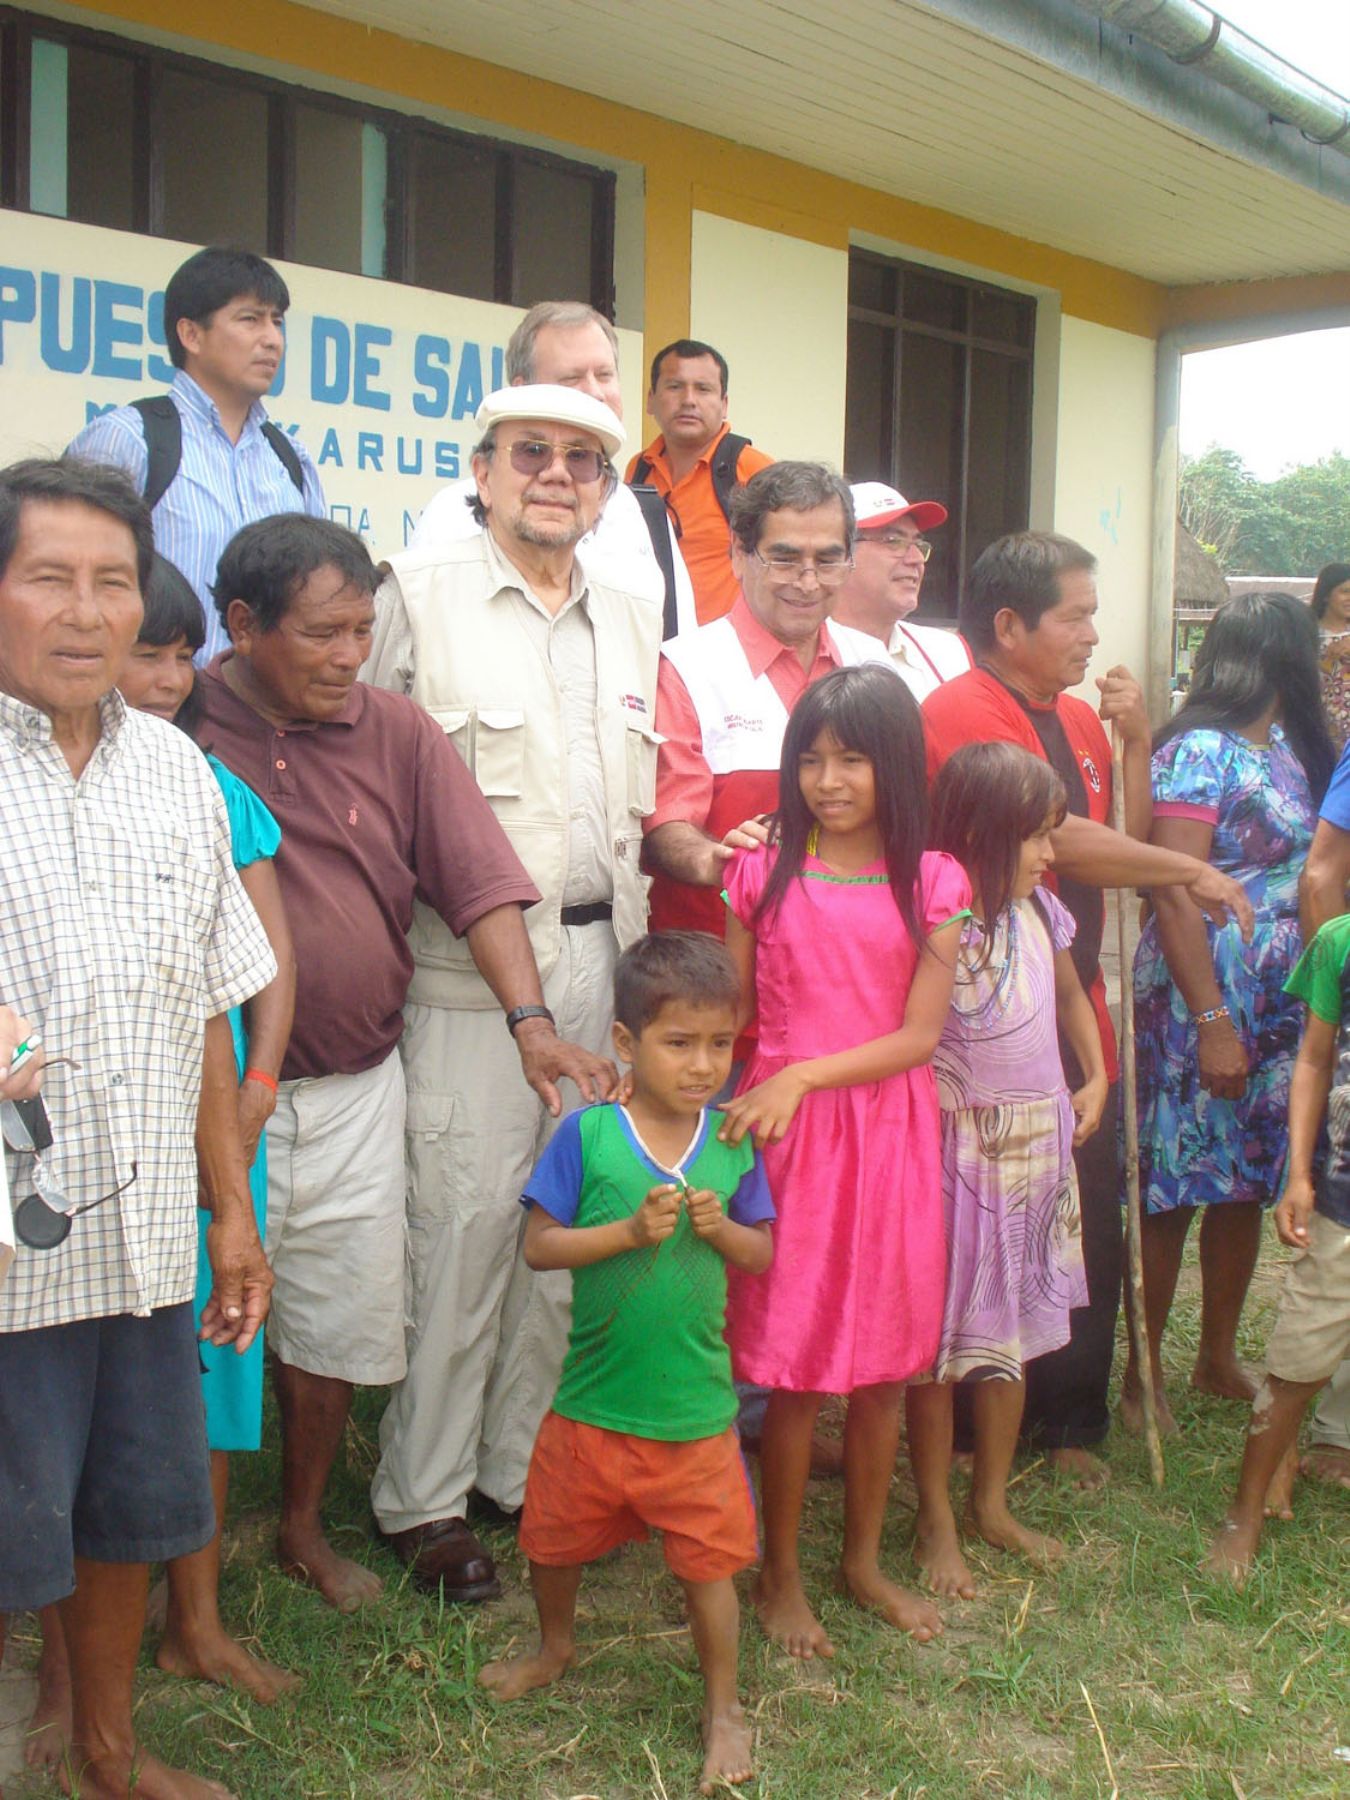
[1,5,615,314]
[845,249,1034,619]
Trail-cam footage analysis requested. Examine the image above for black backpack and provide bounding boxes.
[131,395,305,510]
[628,432,752,640]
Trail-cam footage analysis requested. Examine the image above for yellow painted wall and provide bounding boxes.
[65,0,1166,358]
[1054,317,1158,695]
[688,213,849,466]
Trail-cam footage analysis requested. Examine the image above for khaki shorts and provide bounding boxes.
[264,1050,408,1385]
[1265,1209,1350,1388]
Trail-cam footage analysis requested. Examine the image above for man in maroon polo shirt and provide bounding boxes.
[199,513,613,1611]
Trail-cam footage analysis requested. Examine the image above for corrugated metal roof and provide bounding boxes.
[294,0,1350,285]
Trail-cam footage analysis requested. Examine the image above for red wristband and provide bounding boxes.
[244,1067,279,1093]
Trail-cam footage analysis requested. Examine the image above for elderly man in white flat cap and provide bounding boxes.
[831,482,971,702]
[364,384,662,1598]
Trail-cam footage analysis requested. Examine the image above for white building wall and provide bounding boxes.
[689,211,849,467]
[1054,315,1157,703]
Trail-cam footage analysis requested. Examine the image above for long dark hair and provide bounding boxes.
[755,665,928,950]
[1311,562,1350,621]
[1155,591,1335,801]
[930,742,1067,929]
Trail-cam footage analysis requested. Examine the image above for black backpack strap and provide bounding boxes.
[261,420,306,494]
[628,454,655,489]
[709,432,752,524]
[131,396,182,511]
[631,484,681,640]
[131,398,305,504]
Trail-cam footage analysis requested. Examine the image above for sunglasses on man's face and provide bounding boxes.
[1,1093,137,1249]
[506,439,607,484]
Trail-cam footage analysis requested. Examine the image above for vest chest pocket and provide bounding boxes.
[426,706,526,799]
[625,720,661,817]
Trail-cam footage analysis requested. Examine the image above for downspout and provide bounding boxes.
[1071,1,1350,154]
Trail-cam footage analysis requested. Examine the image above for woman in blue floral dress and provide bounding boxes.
[1122,594,1335,1435]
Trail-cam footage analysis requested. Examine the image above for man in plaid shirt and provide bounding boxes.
[0,457,275,1800]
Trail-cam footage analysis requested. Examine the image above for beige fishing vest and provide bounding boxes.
[374,535,662,1010]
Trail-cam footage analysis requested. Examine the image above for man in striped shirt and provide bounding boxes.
[67,245,326,665]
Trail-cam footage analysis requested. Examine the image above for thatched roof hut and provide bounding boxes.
[1174,521,1228,610]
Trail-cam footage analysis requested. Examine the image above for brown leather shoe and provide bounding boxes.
[382,1518,501,1601]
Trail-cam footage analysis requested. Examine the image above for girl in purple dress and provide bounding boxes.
[908,744,1107,1598]
[720,666,969,1660]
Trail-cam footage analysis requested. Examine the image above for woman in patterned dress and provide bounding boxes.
[1122,593,1335,1435]
[1312,562,1350,753]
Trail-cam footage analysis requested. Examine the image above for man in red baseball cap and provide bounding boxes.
[831,482,970,701]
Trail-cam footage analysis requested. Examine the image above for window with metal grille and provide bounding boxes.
[0,6,615,314]
[845,249,1034,620]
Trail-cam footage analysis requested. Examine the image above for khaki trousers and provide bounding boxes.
[1311,1356,1350,1449]
[370,923,617,1532]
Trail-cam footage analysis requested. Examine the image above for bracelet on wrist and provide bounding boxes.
[505,1004,555,1038]
[244,1067,279,1092]
[1192,1005,1230,1026]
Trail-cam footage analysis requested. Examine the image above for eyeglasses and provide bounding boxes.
[751,549,855,587]
[1,1093,137,1249]
[859,532,933,561]
[507,439,607,484]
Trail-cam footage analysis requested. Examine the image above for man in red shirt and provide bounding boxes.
[643,462,894,935]
[922,530,1251,1493]
[626,340,773,625]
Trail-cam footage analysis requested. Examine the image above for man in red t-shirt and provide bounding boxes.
[922,531,1251,1492]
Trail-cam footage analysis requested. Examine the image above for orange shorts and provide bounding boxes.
[519,1411,758,1584]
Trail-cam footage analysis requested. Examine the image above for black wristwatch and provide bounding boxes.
[505,1004,555,1037]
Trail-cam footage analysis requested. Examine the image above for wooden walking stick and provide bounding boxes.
[1112,726,1166,1488]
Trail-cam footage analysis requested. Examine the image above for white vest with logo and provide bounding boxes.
[661,614,896,775]
[370,535,661,1009]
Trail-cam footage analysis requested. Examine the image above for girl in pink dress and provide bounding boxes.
[720,665,970,1660]
[907,743,1106,1601]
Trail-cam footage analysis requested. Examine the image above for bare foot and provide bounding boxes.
[838,1562,943,1642]
[752,1568,835,1660]
[913,1514,977,1598]
[1202,1511,1260,1586]
[1190,1356,1257,1403]
[24,1628,72,1772]
[1262,1444,1299,1521]
[700,1704,754,1794]
[1299,1444,1350,1490]
[1045,1447,1108,1490]
[58,1746,236,1799]
[276,1522,383,1613]
[478,1642,575,1700]
[156,1625,302,1705]
[1118,1382,1178,1439]
[967,1498,1065,1567]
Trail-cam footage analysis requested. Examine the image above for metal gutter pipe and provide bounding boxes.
[1075,2,1350,155]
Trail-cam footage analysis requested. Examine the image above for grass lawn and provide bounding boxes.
[3,1239,1346,1799]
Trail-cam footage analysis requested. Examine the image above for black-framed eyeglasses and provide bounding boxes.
[507,439,607,484]
[1,1094,137,1249]
[859,532,933,561]
[751,549,855,587]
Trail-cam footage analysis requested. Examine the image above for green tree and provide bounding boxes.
[1179,446,1350,576]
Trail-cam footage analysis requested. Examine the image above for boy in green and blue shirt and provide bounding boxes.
[1205,913,1350,1582]
[478,931,773,1797]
